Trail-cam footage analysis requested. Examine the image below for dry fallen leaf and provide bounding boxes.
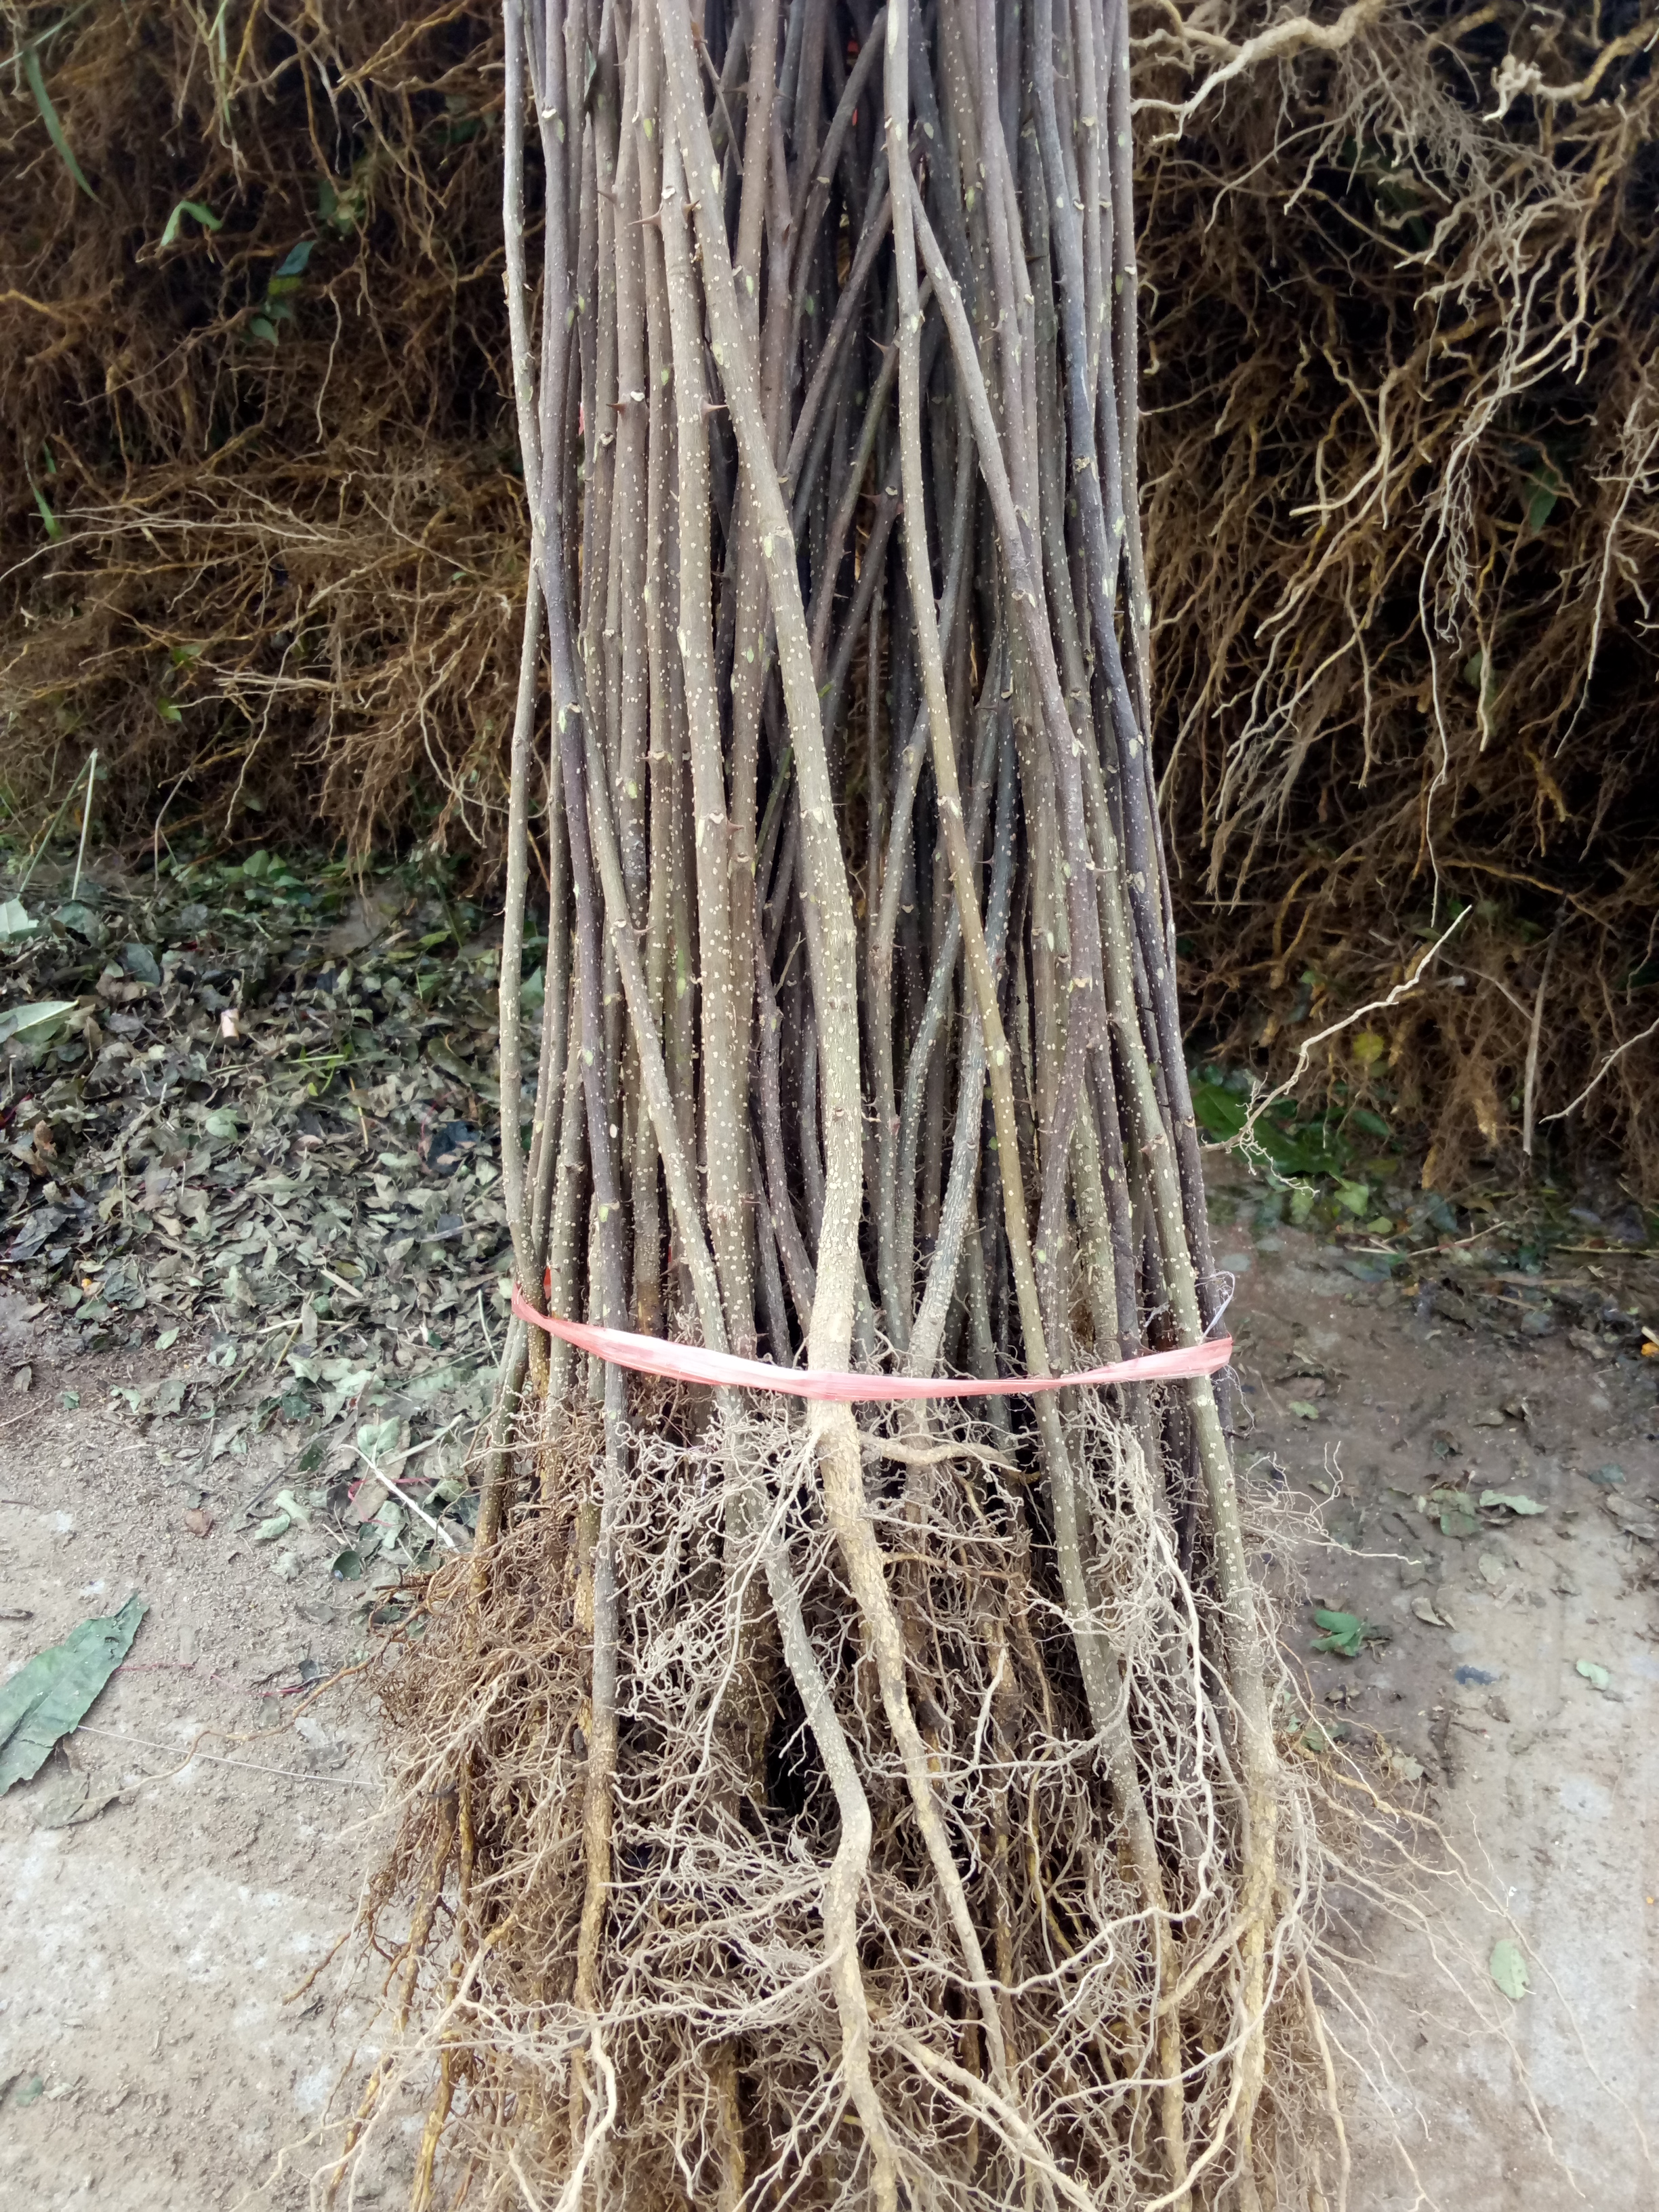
[1379,1740,1426,1784]
[1412,1593,1455,1629]
[1602,1494,1659,1542]
[182,1507,213,1538]
[0,861,508,1626]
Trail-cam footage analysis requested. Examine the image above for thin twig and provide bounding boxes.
[1235,910,1471,1151]
[1542,1011,1659,1125]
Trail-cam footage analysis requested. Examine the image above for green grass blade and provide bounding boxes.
[24,44,97,200]
[160,199,223,247]
[30,479,64,541]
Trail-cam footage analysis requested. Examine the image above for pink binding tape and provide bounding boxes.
[511,1285,1230,1404]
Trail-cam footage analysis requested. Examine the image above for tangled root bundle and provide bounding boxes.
[1138,2,1659,1189]
[359,1394,1328,2210]
[0,0,520,851]
[345,1,1332,2205]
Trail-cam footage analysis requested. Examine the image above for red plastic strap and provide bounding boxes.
[511,1284,1230,1404]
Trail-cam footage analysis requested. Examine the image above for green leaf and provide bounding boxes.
[1479,1490,1545,1515]
[54,899,102,940]
[0,1593,146,1793]
[1575,1658,1611,1692]
[1422,1486,1479,1540]
[356,1416,401,1462]
[1288,1399,1321,1422]
[253,1511,291,1543]
[1351,1030,1386,1068]
[24,45,97,201]
[31,479,64,541]
[1522,455,1565,535]
[274,239,314,279]
[0,898,41,943]
[1191,1082,1249,1141]
[401,1359,475,1402]
[1489,1938,1529,2002]
[203,1106,241,1138]
[1311,1607,1374,1658]
[159,199,222,247]
[248,313,279,344]
[0,998,77,1046]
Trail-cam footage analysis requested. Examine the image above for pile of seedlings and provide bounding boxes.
[0,0,518,852]
[348,5,1335,2209]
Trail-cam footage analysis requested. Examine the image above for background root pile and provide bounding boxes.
[0,0,520,853]
[1138,1,1659,1191]
[2,3,1654,1183]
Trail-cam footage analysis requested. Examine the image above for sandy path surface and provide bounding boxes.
[1211,1176,1658,2207]
[0,1298,412,2210]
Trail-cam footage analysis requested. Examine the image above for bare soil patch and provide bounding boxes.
[0,1296,412,2211]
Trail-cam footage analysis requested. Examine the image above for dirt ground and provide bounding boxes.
[1208,1164,1659,2209]
[0,1291,416,2211]
[3,1177,1656,2209]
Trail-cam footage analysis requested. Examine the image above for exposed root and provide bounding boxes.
[345,1388,1333,2209]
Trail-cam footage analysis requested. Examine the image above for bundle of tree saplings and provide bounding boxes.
[354,5,1332,2207]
